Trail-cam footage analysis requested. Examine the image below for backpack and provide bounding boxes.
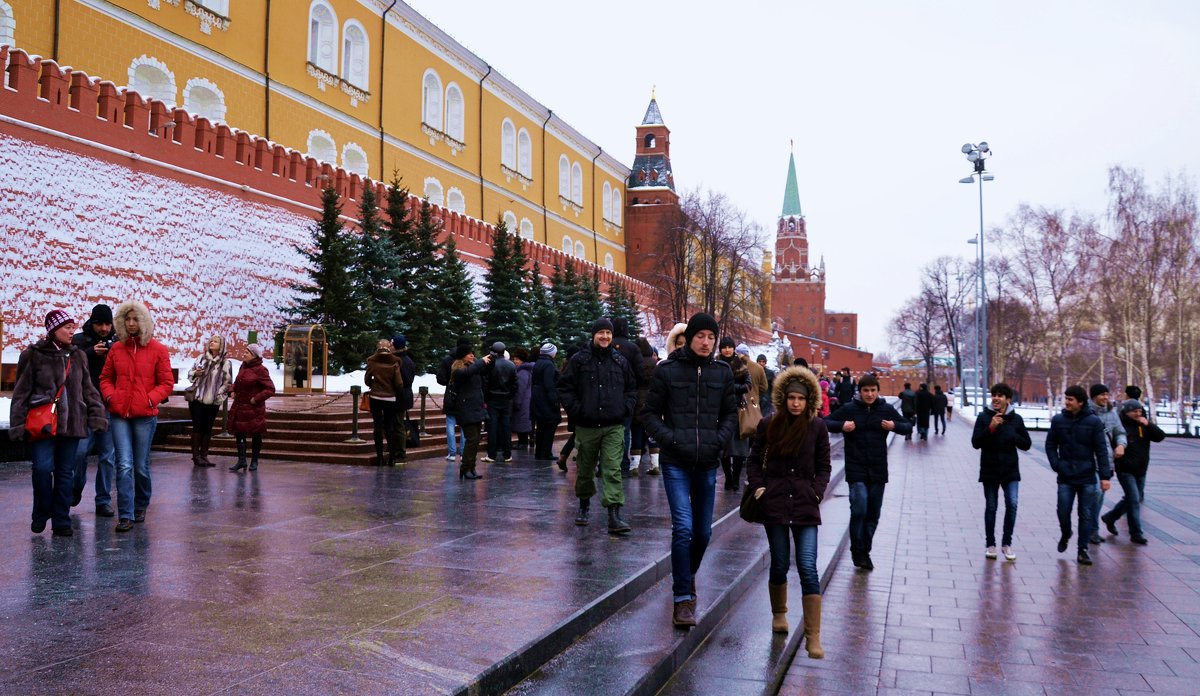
[436,355,452,386]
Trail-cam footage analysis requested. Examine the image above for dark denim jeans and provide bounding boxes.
[932,413,946,433]
[31,437,84,531]
[848,481,886,555]
[1057,482,1097,552]
[75,410,115,507]
[982,480,1019,547]
[1108,472,1146,537]
[1091,483,1107,538]
[661,462,717,602]
[111,415,157,520]
[765,524,820,595]
[486,403,512,460]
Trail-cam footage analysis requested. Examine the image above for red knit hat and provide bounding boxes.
[45,309,74,335]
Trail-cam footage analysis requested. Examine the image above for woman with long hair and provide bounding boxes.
[186,335,232,467]
[746,366,831,658]
[718,337,751,490]
[365,338,403,466]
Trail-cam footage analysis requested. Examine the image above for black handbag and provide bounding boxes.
[739,445,767,523]
[405,419,420,448]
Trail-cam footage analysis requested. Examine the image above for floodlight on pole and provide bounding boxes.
[959,141,993,403]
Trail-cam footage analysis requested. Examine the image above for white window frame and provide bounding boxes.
[574,241,586,259]
[340,19,369,89]
[562,235,573,255]
[517,128,532,178]
[341,142,368,177]
[306,129,337,166]
[0,1,16,47]
[197,0,229,16]
[424,177,444,207]
[307,1,338,74]
[502,211,518,232]
[421,69,442,130]
[445,82,464,142]
[571,162,583,205]
[611,188,622,226]
[127,55,177,107]
[182,77,226,123]
[501,119,516,170]
[602,181,612,222]
[604,253,614,271]
[519,218,534,240]
[558,155,570,199]
[446,187,466,214]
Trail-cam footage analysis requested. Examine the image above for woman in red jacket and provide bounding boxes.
[746,366,831,659]
[227,344,276,472]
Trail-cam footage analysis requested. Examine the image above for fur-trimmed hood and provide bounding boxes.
[113,300,155,346]
[770,365,822,420]
[665,322,688,354]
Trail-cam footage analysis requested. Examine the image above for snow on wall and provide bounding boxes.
[0,132,310,357]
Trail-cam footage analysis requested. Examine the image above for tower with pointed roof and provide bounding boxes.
[623,91,680,293]
[772,149,829,339]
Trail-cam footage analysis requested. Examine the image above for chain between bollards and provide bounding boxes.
[346,385,365,443]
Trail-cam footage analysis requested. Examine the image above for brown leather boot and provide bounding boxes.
[802,594,824,658]
[190,432,203,467]
[769,582,788,633]
[198,432,213,467]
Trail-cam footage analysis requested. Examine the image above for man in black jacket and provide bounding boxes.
[391,335,416,464]
[1101,399,1165,545]
[71,303,117,516]
[640,312,737,628]
[530,343,561,463]
[970,383,1032,561]
[611,317,644,478]
[483,342,518,463]
[825,374,911,571]
[558,319,637,535]
[1045,385,1112,565]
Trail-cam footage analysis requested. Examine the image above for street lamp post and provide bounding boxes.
[960,142,993,403]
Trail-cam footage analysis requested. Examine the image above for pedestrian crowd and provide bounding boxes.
[8,304,1166,663]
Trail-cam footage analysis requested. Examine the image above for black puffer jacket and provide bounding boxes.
[971,407,1032,483]
[450,358,490,424]
[746,367,832,527]
[395,350,416,410]
[825,396,911,484]
[1045,407,1112,485]
[557,344,636,427]
[640,346,737,469]
[1116,412,1165,477]
[71,320,115,391]
[530,353,561,423]
[611,317,645,388]
[486,355,518,405]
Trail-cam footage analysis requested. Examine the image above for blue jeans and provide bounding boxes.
[662,462,717,602]
[766,524,820,595]
[445,414,465,457]
[30,437,84,531]
[74,411,115,506]
[1057,482,1097,552]
[1108,472,1146,537]
[111,415,157,520]
[1091,483,1107,538]
[848,481,886,555]
[982,480,1019,547]
[486,402,512,460]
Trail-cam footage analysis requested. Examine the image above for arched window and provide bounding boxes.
[502,211,518,232]
[644,133,655,149]
[611,188,622,226]
[501,119,516,170]
[127,56,176,107]
[307,1,338,74]
[445,83,464,141]
[574,241,586,259]
[571,162,583,205]
[306,129,337,165]
[562,235,573,255]
[446,187,465,214]
[182,78,226,122]
[0,1,16,47]
[602,181,612,221]
[423,178,444,207]
[197,0,229,15]
[558,155,570,199]
[422,69,442,129]
[517,128,532,177]
[341,20,368,88]
[341,142,368,177]
[519,218,534,240]
[604,253,614,271]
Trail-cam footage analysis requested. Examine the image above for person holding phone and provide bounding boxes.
[971,383,1032,561]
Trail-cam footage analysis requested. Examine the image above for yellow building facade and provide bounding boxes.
[1,0,630,271]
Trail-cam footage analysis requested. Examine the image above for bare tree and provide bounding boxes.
[922,256,975,395]
[889,289,946,384]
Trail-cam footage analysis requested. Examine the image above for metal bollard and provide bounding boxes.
[419,386,429,436]
[215,397,233,439]
[346,385,365,443]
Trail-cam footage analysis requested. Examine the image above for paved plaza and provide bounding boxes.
[1,416,1199,695]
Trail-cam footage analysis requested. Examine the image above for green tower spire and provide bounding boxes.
[781,148,803,218]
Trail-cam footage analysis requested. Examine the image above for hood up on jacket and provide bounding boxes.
[201,335,227,360]
[113,300,156,346]
[771,366,822,421]
[665,322,688,353]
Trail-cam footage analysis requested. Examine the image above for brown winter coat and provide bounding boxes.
[228,357,275,434]
[745,366,832,527]
[364,351,403,400]
[9,339,108,440]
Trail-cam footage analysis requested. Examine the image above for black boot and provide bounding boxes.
[575,498,590,526]
[199,432,214,467]
[730,457,744,492]
[190,431,203,467]
[229,438,248,472]
[249,435,261,471]
[722,458,735,490]
[608,504,631,535]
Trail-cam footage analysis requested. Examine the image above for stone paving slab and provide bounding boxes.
[778,417,1200,696]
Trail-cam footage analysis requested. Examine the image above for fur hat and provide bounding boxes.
[685,312,720,343]
[540,342,558,358]
[1090,383,1110,399]
[44,309,74,335]
[771,366,821,419]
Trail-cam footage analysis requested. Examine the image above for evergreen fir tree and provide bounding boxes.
[381,173,440,370]
[527,260,557,347]
[430,209,479,365]
[481,217,533,348]
[281,186,370,374]
[549,262,583,351]
[604,278,643,339]
[579,267,605,339]
[351,183,396,336]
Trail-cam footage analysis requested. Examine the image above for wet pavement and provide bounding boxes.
[779,418,1200,695]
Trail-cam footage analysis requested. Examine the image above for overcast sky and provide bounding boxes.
[405,0,1200,355]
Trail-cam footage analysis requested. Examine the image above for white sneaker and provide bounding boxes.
[446,454,457,461]
[482,456,495,463]
[1002,546,1016,561]
[985,546,998,559]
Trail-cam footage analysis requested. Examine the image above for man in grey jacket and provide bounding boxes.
[1088,384,1126,544]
